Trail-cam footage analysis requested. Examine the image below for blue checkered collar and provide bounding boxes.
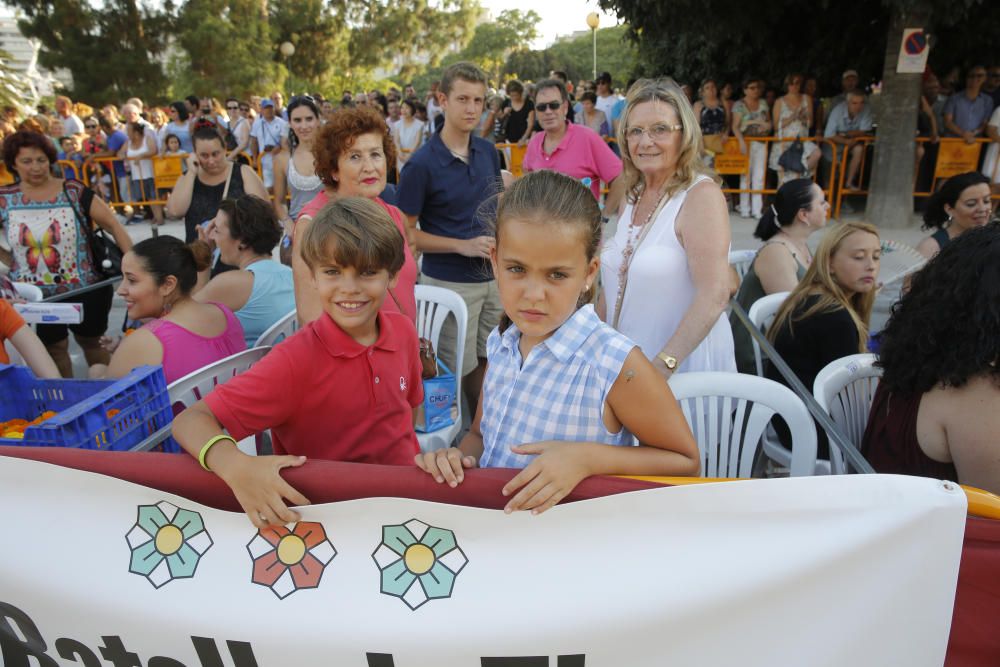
[498,305,601,363]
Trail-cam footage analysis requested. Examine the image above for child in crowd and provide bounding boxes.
[415,171,700,513]
[172,197,424,528]
[57,135,84,180]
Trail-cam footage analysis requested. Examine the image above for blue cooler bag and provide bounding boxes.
[414,361,456,433]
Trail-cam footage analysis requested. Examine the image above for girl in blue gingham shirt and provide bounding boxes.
[416,171,699,513]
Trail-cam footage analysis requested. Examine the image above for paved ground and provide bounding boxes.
[52,206,926,377]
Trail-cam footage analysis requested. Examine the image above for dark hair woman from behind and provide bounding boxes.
[0,130,133,377]
[863,222,1000,494]
[916,171,991,259]
[729,178,829,374]
[89,236,247,384]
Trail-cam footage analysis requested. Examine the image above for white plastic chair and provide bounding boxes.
[728,249,757,284]
[12,282,44,302]
[813,354,881,475]
[669,372,818,478]
[748,291,790,377]
[253,309,298,348]
[414,285,469,453]
[168,346,271,455]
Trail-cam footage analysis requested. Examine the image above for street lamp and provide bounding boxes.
[280,41,295,93]
[586,12,600,80]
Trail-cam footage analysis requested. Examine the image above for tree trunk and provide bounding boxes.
[865,5,928,229]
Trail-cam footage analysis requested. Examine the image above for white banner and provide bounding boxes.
[0,457,967,666]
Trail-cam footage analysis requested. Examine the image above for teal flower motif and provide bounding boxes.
[126,501,213,588]
[372,519,468,610]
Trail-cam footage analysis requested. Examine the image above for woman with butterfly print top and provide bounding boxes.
[0,130,133,377]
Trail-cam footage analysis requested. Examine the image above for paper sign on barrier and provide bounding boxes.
[713,138,750,175]
[934,140,982,180]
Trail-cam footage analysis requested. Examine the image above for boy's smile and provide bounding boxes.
[311,261,398,345]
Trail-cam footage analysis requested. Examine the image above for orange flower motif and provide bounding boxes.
[246,521,337,599]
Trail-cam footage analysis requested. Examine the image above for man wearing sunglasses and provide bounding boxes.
[522,78,624,216]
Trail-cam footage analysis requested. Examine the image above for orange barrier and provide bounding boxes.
[495,142,528,177]
[712,136,840,215]
[832,136,999,219]
[56,160,82,182]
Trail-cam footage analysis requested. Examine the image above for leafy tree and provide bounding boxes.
[175,0,283,99]
[10,0,173,104]
[458,9,540,84]
[271,0,350,93]
[0,49,32,110]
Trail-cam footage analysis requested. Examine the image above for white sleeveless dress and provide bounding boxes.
[601,175,736,374]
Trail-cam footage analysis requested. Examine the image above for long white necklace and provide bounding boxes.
[614,186,668,320]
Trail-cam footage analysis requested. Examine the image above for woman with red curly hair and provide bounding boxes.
[292,106,417,324]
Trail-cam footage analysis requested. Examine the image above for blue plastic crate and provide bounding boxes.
[0,364,177,452]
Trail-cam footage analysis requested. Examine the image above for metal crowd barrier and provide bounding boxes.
[832,136,999,218]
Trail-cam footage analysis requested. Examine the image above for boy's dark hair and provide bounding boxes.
[440,62,488,96]
[218,195,282,255]
[300,197,405,276]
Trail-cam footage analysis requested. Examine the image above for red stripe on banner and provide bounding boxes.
[1,446,998,665]
[0,446,661,511]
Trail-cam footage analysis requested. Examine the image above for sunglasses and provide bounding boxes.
[85,124,98,129]
[535,101,563,112]
[227,105,239,110]
[239,107,250,112]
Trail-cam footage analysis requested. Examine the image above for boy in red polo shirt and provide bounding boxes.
[172,197,423,528]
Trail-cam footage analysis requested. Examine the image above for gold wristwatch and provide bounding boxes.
[656,352,678,371]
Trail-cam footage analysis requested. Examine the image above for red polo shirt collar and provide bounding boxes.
[315,309,399,358]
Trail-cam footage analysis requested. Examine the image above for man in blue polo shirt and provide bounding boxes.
[398,62,503,412]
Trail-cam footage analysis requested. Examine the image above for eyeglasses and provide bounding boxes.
[226,105,239,110]
[535,101,563,112]
[239,107,250,112]
[85,124,98,129]
[625,123,684,141]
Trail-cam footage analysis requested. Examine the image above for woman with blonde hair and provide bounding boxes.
[600,77,735,377]
[765,221,881,457]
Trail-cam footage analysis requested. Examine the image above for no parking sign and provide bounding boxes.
[897,28,930,74]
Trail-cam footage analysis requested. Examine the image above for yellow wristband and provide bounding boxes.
[199,435,237,472]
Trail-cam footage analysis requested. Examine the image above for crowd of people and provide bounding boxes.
[1,60,998,527]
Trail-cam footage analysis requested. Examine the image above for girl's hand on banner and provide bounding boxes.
[502,441,592,515]
[415,448,477,487]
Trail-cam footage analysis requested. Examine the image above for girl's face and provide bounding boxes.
[117,252,174,320]
[581,99,594,113]
[491,217,599,348]
[721,83,733,100]
[802,184,830,229]
[333,132,387,199]
[290,105,319,142]
[946,183,992,232]
[743,81,761,101]
[401,103,413,119]
[166,136,180,152]
[829,231,881,297]
[210,210,241,266]
[702,81,717,98]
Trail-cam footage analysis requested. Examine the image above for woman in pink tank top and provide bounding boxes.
[90,236,246,385]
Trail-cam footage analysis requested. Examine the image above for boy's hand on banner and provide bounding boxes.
[216,453,310,528]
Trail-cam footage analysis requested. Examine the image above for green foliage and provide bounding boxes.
[598,0,1000,92]
[10,0,173,104]
[459,9,540,84]
[503,25,637,87]
[271,0,349,93]
[175,0,283,99]
[0,49,32,111]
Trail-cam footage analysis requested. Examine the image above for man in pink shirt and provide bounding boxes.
[522,78,624,214]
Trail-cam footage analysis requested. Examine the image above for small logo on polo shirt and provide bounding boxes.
[400,377,407,391]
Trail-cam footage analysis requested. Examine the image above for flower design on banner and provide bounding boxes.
[246,521,337,599]
[126,501,213,589]
[372,519,468,610]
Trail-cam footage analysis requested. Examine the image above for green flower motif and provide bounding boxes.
[372,519,468,610]
[126,501,213,588]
